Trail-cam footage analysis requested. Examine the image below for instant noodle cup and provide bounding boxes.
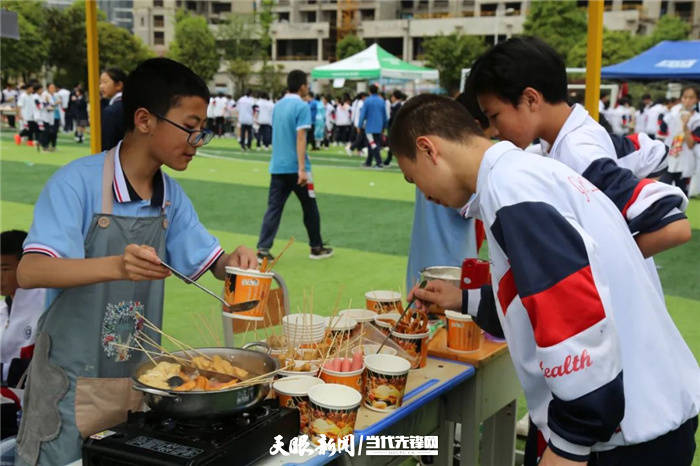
[273,376,324,435]
[319,363,364,391]
[223,267,273,319]
[365,290,403,315]
[445,310,482,352]
[363,354,411,412]
[390,330,430,369]
[373,312,401,336]
[307,384,362,446]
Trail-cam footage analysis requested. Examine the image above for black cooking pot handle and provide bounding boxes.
[243,341,271,354]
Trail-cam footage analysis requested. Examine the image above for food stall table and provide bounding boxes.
[259,356,475,466]
[428,328,522,466]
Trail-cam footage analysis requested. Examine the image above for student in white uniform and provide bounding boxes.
[237,89,256,150]
[256,92,274,149]
[1,230,46,388]
[395,95,699,466]
[660,86,699,196]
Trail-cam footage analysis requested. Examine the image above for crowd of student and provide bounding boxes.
[1,34,699,466]
[201,86,407,167]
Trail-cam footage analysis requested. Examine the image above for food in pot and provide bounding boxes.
[190,354,249,379]
[138,358,247,392]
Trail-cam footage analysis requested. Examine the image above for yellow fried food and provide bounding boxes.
[138,361,182,390]
[190,355,249,379]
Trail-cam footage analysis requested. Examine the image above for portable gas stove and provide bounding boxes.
[82,399,299,466]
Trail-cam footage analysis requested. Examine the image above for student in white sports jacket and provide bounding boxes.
[395,94,699,466]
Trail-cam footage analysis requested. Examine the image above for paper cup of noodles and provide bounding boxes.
[319,364,365,392]
[223,267,273,319]
[390,330,430,369]
[445,310,482,352]
[365,290,403,315]
[363,354,411,412]
[373,312,401,336]
[273,376,324,436]
[307,384,362,446]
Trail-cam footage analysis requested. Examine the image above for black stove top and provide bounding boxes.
[82,399,299,466]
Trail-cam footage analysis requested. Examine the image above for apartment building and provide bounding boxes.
[131,0,700,90]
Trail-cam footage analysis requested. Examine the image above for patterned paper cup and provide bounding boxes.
[365,290,403,315]
[319,365,365,392]
[445,310,482,352]
[223,266,273,319]
[363,354,411,412]
[373,312,401,336]
[273,376,324,435]
[390,330,430,369]
[307,384,362,446]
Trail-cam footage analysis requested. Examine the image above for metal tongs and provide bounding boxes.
[376,280,427,353]
[159,258,259,312]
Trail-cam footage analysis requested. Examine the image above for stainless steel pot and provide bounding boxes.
[131,342,276,418]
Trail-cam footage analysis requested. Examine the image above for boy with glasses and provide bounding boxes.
[14,58,256,466]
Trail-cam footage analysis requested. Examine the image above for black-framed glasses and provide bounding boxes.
[153,113,214,147]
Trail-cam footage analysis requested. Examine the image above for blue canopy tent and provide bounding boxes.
[601,40,700,80]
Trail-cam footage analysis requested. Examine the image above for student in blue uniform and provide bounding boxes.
[15,58,257,466]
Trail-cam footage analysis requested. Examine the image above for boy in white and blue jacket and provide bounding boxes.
[392,94,699,466]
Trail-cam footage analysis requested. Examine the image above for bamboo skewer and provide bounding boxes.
[136,312,213,361]
[263,237,295,272]
[136,334,191,364]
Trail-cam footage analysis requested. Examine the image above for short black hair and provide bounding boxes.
[369,84,378,94]
[641,93,652,101]
[103,67,127,85]
[389,94,484,160]
[122,57,210,131]
[456,91,489,130]
[287,70,307,93]
[466,36,567,107]
[1,230,27,259]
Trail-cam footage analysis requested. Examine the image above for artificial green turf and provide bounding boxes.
[2,130,698,463]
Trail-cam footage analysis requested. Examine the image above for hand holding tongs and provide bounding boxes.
[159,258,259,312]
[376,280,427,354]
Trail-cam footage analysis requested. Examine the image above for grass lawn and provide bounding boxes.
[1,130,698,464]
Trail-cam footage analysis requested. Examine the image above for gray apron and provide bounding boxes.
[16,149,167,466]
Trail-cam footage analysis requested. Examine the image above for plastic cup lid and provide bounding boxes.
[224,266,273,278]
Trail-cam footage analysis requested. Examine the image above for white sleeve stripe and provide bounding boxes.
[626,182,688,221]
[23,243,61,258]
[296,125,311,130]
[466,288,481,317]
[662,207,682,219]
[190,246,224,281]
[548,430,592,457]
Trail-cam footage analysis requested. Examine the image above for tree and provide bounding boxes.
[218,13,260,94]
[43,0,151,87]
[0,14,49,82]
[258,62,286,96]
[337,35,366,60]
[168,10,220,82]
[567,29,642,68]
[641,15,691,49]
[523,0,587,58]
[422,33,487,95]
[258,0,275,62]
[98,22,153,73]
[0,1,49,82]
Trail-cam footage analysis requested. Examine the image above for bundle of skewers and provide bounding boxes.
[111,311,291,392]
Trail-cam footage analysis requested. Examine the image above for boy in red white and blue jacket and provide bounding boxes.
[392,94,699,466]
